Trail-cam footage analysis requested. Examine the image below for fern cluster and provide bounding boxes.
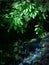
[0,1,47,37]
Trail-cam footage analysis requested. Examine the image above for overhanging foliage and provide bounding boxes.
[0,1,47,37]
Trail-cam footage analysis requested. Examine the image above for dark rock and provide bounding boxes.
[23,33,49,65]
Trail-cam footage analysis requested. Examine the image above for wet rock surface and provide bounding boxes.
[19,33,49,65]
